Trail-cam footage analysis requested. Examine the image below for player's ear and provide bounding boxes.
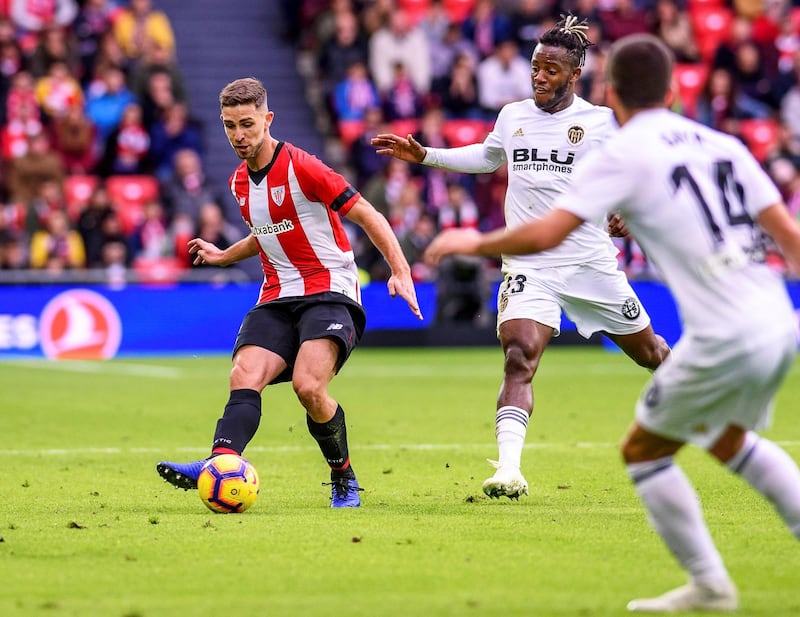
[665,78,678,109]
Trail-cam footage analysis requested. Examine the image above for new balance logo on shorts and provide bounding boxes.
[327,323,344,331]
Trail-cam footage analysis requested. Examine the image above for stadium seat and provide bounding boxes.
[337,119,365,149]
[64,174,101,221]
[738,118,780,164]
[689,6,734,64]
[442,118,491,147]
[673,63,709,120]
[790,7,800,33]
[390,118,421,139]
[398,0,431,25]
[443,0,475,24]
[132,256,184,285]
[105,175,160,234]
[686,0,725,9]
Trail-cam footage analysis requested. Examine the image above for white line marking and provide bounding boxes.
[0,359,183,378]
[2,442,799,456]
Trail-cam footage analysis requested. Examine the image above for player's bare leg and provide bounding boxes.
[606,325,670,371]
[482,319,553,499]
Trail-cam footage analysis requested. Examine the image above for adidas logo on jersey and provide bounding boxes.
[513,128,524,137]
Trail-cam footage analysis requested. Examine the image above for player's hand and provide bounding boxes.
[424,228,484,266]
[607,212,630,238]
[387,271,424,320]
[370,133,427,163]
[187,238,224,266]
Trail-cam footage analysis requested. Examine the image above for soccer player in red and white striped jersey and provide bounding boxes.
[157,77,422,508]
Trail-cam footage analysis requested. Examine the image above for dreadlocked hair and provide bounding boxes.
[538,14,593,68]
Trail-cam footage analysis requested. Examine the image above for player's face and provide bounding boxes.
[530,44,579,113]
[220,103,272,165]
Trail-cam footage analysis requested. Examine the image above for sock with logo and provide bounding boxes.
[727,431,800,537]
[495,406,529,469]
[628,456,729,584]
[307,404,355,480]
[211,389,262,455]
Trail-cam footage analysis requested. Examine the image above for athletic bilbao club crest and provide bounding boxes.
[270,186,285,206]
[39,289,122,360]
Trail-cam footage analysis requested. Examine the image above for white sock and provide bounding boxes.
[628,457,729,586]
[495,406,529,469]
[727,431,800,538]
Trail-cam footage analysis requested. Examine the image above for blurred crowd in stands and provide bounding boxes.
[3,0,800,305]
[281,0,800,304]
[0,0,243,283]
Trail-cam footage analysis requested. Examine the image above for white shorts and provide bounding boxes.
[496,260,651,338]
[635,328,797,449]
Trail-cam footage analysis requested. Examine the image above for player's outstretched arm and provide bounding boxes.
[425,210,585,266]
[345,197,423,320]
[370,133,427,163]
[188,234,259,267]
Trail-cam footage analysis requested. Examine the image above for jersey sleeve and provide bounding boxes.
[422,105,509,172]
[290,146,361,215]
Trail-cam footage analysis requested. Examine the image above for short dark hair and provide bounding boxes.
[538,15,594,69]
[219,77,267,109]
[606,34,673,109]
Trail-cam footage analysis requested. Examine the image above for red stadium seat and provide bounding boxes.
[790,7,800,33]
[105,175,160,234]
[738,118,780,164]
[64,174,101,221]
[442,118,491,147]
[689,6,733,63]
[686,0,725,9]
[132,256,184,285]
[390,118,421,139]
[443,0,475,24]
[673,63,709,120]
[398,0,432,25]
[337,119,365,149]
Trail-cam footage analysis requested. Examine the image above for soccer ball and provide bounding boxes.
[197,454,260,514]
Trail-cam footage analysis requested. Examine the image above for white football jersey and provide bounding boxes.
[556,108,795,340]
[487,96,620,268]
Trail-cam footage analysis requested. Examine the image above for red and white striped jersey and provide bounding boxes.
[229,142,362,305]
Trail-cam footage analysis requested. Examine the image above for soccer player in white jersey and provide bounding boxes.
[372,16,670,499]
[156,77,422,508]
[425,33,800,612]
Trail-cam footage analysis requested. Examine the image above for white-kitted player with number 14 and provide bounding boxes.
[425,33,800,614]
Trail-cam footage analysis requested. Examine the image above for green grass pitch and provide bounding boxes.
[1,347,798,617]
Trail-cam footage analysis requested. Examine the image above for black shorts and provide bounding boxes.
[233,292,367,384]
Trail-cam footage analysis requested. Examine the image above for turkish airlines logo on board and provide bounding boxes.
[39,290,122,360]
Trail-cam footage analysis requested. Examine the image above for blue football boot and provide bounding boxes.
[156,459,207,490]
[325,477,363,508]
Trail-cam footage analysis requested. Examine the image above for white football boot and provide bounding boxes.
[627,580,738,612]
[482,459,529,500]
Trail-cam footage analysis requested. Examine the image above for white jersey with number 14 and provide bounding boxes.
[556,108,795,340]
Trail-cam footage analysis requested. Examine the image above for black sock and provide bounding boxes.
[306,404,355,480]
[212,389,261,454]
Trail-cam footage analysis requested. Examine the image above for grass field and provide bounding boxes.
[1,347,799,617]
